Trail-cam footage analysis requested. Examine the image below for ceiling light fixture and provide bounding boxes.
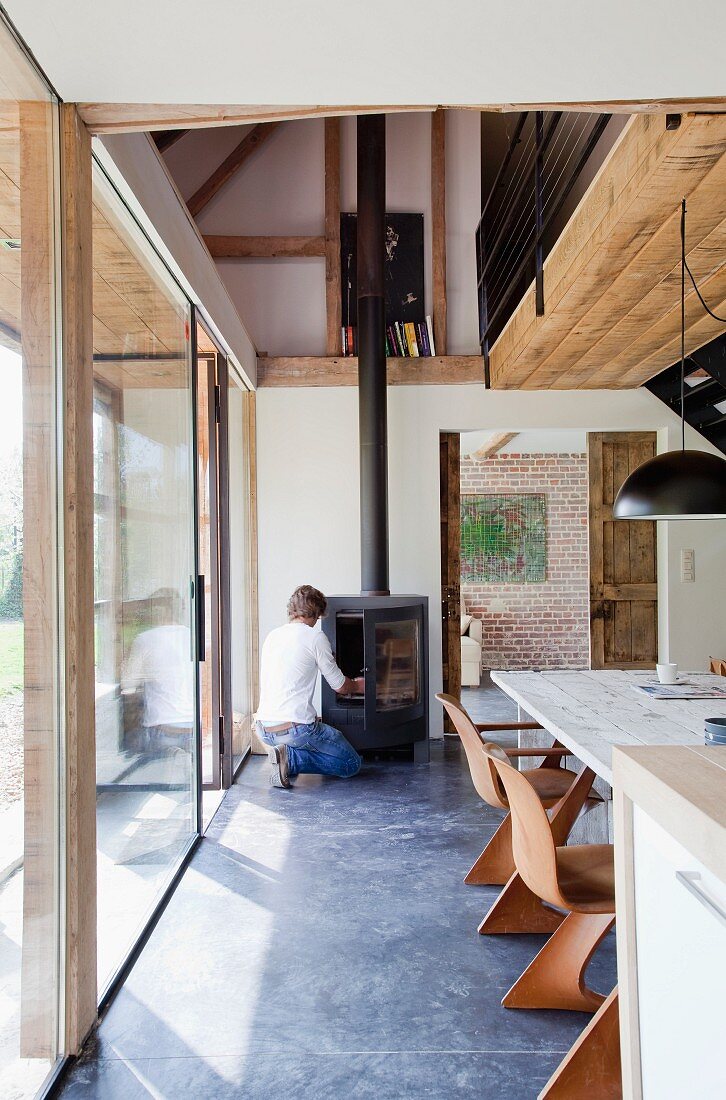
[613,199,726,520]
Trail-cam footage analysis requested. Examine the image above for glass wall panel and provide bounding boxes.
[227,374,254,769]
[92,168,198,995]
[0,15,62,1099]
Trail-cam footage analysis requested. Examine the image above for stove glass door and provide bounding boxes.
[374,619,419,710]
[363,606,424,728]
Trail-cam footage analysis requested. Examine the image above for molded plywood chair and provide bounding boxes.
[436,693,601,934]
[709,656,726,676]
[538,988,622,1100]
[489,748,616,1014]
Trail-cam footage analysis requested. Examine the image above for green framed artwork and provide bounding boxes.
[461,494,546,583]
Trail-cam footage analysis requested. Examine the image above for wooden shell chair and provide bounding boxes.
[538,987,621,1100]
[437,693,601,935]
[489,749,616,1015]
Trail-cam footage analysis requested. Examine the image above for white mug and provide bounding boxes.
[656,662,678,684]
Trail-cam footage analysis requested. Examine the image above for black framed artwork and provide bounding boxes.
[341,212,425,326]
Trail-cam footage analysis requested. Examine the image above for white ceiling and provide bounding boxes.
[6,0,725,106]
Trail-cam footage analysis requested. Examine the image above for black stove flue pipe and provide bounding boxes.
[357,114,389,597]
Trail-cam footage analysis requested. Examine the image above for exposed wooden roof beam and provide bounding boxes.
[153,129,189,152]
[471,432,518,459]
[257,355,484,387]
[187,122,281,217]
[78,100,726,135]
[204,235,325,258]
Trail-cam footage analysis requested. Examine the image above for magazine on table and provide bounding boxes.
[632,681,726,700]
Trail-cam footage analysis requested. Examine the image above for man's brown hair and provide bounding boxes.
[287,584,327,621]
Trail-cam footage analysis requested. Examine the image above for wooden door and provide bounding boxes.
[440,432,461,729]
[588,432,658,669]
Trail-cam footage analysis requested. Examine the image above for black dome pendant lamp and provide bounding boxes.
[613,199,726,520]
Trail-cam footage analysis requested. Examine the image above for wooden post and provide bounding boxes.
[324,117,342,356]
[246,392,265,754]
[431,109,447,355]
[19,98,59,1060]
[439,432,461,730]
[61,104,97,1053]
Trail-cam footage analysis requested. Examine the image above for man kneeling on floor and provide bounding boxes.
[255,585,364,788]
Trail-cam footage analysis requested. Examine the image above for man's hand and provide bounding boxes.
[339,675,365,696]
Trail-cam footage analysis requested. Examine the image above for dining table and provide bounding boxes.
[487,667,726,1098]
[489,668,726,786]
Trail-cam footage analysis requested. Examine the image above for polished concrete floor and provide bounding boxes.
[57,696,616,1099]
[461,673,520,724]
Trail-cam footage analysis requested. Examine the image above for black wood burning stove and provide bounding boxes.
[320,115,429,761]
[321,595,428,758]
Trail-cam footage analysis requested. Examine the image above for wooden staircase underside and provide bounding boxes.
[489,112,726,391]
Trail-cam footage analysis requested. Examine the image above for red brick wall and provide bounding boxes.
[461,452,590,670]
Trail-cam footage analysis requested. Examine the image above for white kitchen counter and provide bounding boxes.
[612,745,726,1100]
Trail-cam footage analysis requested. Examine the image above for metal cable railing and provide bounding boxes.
[476,111,613,384]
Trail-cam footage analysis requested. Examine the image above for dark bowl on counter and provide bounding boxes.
[704,716,726,745]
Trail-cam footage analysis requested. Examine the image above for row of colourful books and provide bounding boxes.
[340,316,437,358]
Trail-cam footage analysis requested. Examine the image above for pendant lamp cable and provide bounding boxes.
[684,250,726,326]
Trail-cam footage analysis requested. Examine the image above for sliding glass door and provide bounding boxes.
[194,318,256,791]
[92,167,199,997]
[0,14,63,1099]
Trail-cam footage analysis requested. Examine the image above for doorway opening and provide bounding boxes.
[439,429,658,715]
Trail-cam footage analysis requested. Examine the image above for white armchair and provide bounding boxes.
[460,608,483,687]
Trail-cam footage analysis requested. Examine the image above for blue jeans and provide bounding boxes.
[256,720,362,779]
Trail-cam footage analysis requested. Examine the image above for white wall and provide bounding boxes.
[444,111,481,355]
[657,421,726,670]
[257,385,726,737]
[164,111,481,357]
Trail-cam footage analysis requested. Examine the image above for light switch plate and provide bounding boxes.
[680,548,695,582]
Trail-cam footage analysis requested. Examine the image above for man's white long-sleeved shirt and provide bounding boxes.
[256,622,346,725]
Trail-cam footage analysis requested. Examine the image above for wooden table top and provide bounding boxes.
[490,669,726,785]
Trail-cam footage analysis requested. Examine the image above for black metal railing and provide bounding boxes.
[476,110,613,383]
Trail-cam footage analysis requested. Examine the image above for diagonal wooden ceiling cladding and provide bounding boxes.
[489,112,726,390]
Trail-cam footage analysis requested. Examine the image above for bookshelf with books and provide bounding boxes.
[342,316,437,358]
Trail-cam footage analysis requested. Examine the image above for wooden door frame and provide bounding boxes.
[439,432,461,731]
[216,353,235,789]
[193,311,234,790]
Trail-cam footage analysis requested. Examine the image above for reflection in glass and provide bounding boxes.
[375,621,419,710]
[92,169,197,995]
[0,15,62,1098]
